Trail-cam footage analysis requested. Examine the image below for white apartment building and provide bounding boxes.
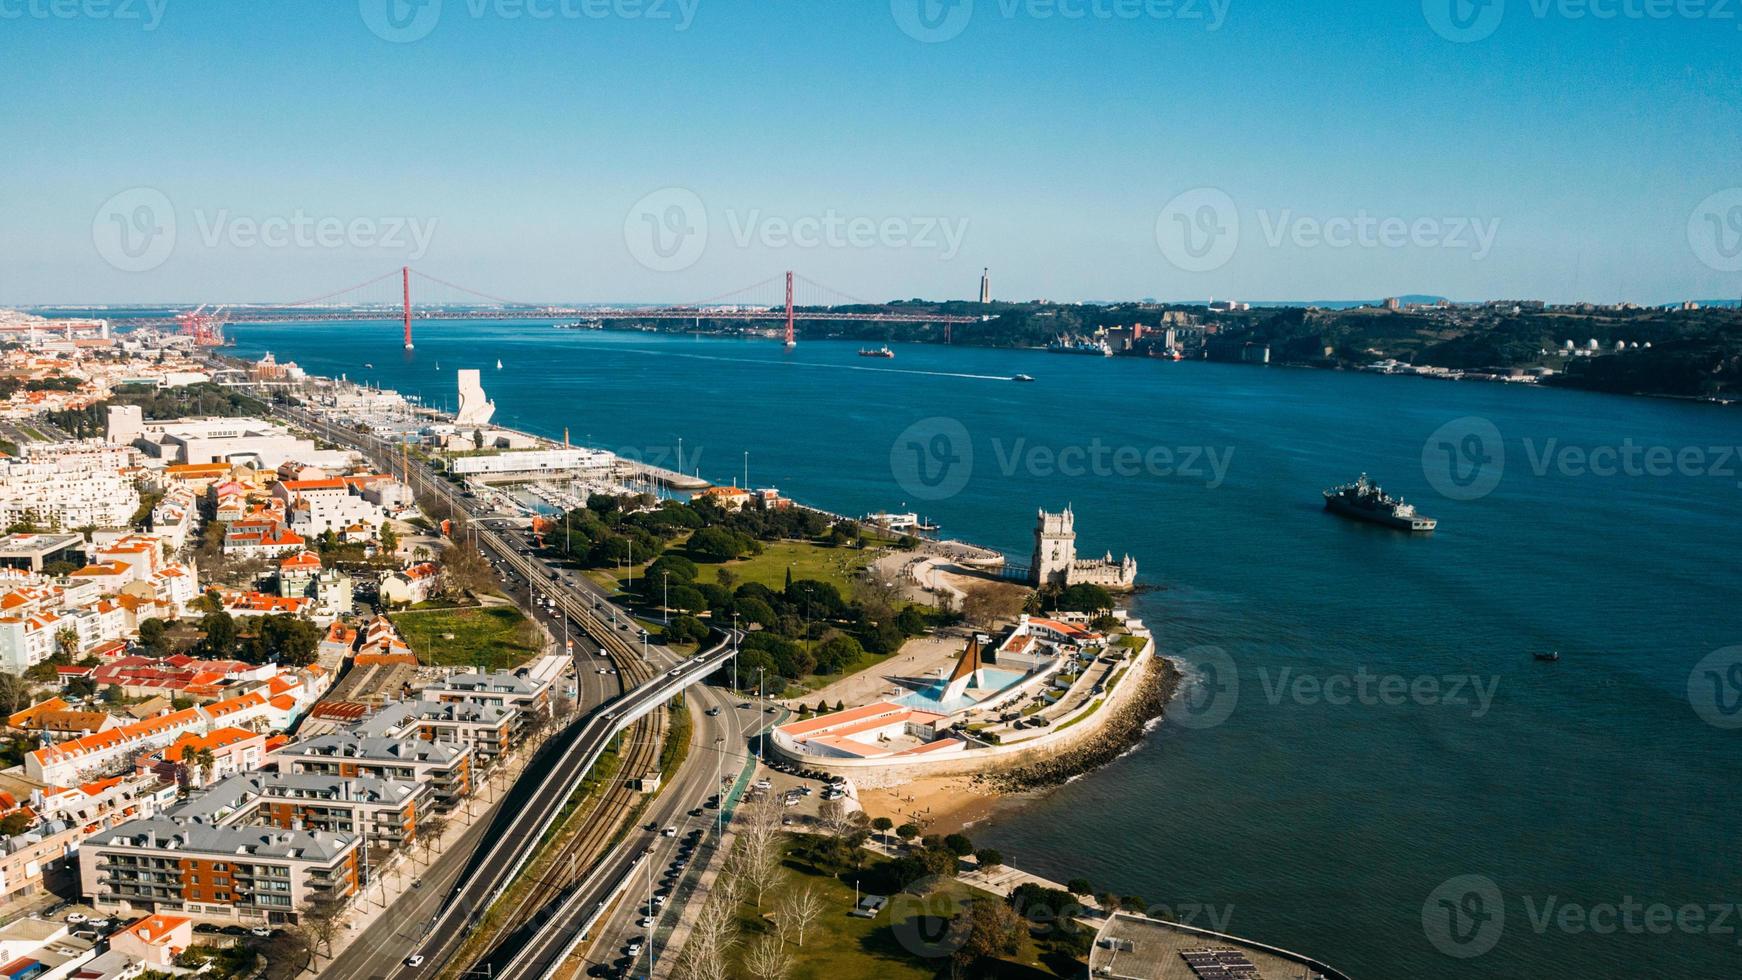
[115,411,318,469]
[448,447,612,476]
[0,458,140,530]
[276,479,385,536]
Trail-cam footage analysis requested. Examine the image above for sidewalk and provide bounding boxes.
[320,731,550,961]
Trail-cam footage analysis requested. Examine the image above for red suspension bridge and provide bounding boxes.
[125,267,982,350]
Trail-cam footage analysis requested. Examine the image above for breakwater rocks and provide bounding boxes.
[979,655,1181,793]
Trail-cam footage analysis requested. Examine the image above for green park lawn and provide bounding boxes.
[389,605,541,670]
[724,838,1075,980]
[693,538,880,594]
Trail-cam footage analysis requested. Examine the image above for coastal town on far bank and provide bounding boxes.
[0,313,1350,980]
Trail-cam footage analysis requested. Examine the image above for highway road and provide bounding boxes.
[260,396,750,980]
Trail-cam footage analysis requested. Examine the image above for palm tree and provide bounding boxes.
[54,627,80,662]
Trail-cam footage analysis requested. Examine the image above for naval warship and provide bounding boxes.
[1323,474,1438,532]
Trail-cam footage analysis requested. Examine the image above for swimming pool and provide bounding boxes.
[895,667,1029,715]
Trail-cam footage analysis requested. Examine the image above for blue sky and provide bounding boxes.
[3,0,1740,305]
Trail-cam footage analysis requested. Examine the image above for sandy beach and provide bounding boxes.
[856,773,1005,838]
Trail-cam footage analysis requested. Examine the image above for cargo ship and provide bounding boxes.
[1322,474,1437,532]
[858,346,894,358]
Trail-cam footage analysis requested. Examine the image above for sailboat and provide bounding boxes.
[496,359,503,369]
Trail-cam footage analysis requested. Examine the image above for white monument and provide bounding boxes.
[1031,506,1137,590]
[455,369,496,427]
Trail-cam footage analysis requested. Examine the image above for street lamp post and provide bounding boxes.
[663,571,670,626]
[714,734,725,837]
[756,666,766,760]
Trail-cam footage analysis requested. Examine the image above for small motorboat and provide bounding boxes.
[1012,374,1036,382]
[1533,651,1561,662]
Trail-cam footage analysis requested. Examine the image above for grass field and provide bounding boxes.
[586,537,881,602]
[390,605,541,670]
[693,538,880,594]
[728,848,975,980]
[720,839,1076,980]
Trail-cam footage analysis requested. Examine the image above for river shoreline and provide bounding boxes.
[857,654,1185,838]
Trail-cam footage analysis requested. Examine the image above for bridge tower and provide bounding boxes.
[783,270,796,349]
[402,266,414,350]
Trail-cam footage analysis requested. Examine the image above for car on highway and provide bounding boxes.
[405,955,426,968]
[705,706,721,716]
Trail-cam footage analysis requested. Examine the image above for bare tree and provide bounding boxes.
[674,896,739,980]
[735,795,786,908]
[961,583,1025,631]
[816,799,851,840]
[742,935,792,980]
[776,885,824,947]
[297,896,346,960]
[419,814,448,863]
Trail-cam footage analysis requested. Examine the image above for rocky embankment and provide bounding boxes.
[978,655,1181,793]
